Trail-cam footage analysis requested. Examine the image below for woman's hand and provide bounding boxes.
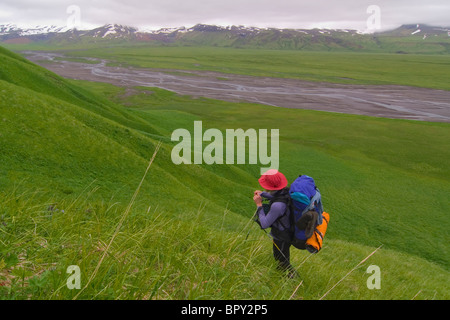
[253,193,263,207]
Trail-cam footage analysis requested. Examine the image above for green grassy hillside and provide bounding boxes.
[0,46,449,300]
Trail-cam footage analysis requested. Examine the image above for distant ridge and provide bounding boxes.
[1,23,449,53]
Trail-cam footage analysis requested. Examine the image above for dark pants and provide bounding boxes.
[272,237,295,274]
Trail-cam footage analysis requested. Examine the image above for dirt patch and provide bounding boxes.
[24,51,450,122]
[4,38,32,44]
[117,87,153,106]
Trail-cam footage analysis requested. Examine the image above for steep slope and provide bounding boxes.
[0,46,160,136]
[0,46,255,216]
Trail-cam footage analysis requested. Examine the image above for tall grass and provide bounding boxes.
[1,184,449,300]
[73,141,161,299]
[0,185,277,299]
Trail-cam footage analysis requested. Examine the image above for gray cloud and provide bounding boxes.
[1,0,449,30]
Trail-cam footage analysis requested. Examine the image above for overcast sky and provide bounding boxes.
[1,0,449,31]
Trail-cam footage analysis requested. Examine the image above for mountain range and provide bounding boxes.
[1,23,450,52]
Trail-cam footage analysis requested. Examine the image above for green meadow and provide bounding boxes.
[58,46,450,90]
[0,45,449,300]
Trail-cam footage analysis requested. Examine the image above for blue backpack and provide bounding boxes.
[289,175,324,249]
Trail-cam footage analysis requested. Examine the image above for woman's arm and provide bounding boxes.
[257,202,286,229]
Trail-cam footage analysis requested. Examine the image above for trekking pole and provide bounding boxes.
[245,208,259,240]
[260,228,288,262]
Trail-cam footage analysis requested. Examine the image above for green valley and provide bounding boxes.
[0,44,449,300]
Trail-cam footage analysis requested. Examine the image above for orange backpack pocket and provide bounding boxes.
[305,212,330,253]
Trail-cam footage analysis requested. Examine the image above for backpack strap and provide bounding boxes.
[298,188,324,226]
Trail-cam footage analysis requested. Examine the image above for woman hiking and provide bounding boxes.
[253,169,297,278]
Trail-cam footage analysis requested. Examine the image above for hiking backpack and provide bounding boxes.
[289,175,330,253]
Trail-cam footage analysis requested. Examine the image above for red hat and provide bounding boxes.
[258,169,288,190]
